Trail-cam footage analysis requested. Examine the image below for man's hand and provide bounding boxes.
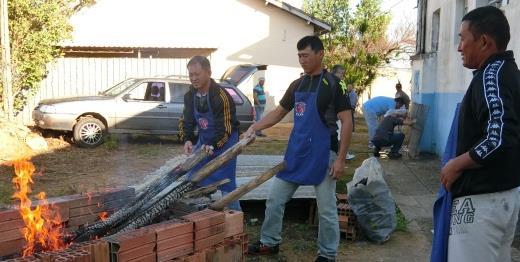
[329,158,345,180]
[184,141,193,155]
[244,125,257,138]
[201,144,214,155]
[439,159,463,191]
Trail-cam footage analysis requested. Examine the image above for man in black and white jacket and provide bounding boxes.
[440,6,520,262]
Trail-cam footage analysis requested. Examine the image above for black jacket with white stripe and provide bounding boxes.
[452,51,520,198]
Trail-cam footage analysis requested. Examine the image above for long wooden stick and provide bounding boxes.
[210,161,285,211]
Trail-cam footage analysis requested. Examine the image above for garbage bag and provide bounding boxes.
[347,157,396,243]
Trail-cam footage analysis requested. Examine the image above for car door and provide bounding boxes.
[167,81,190,132]
[115,81,171,131]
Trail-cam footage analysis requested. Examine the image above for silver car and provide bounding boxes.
[33,64,265,147]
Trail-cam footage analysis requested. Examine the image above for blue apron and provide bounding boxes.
[188,92,238,192]
[431,103,460,262]
[277,72,331,185]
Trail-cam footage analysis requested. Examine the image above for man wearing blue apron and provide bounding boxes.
[246,36,353,262]
[178,56,241,210]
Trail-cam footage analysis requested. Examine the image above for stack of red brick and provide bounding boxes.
[104,209,247,262]
[1,239,110,262]
[0,187,135,258]
[337,194,359,242]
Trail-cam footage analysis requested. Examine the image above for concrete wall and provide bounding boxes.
[66,0,315,114]
[411,0,519,155]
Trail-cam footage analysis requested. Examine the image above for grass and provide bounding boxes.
[396,205,409,232]
[103,135,120,150]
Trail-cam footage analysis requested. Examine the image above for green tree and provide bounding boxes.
[0,0,95,114]
[304,0,414,96]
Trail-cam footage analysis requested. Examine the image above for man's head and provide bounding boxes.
[332,64,346,79]
[458,6,509,69]
[258,77,265,86]
[395,82,402,91]
[347,83,354,91]
[187,56,212,91]
[297,36,324,75]
[394,97,405,109]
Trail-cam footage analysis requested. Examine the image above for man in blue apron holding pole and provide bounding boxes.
[179,56,241,210]
[246,36,353,262]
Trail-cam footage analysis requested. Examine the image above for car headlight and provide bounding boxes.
[39,105,56,113]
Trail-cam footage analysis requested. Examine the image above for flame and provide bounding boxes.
[12,160,66,256]
[99,211,109,221]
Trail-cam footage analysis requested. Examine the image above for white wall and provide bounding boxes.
[67,0,316,113]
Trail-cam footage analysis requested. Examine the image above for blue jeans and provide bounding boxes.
[372,133,405,153]
[362,106,378,143]
[255,105,265,135]
[260,152,339,259]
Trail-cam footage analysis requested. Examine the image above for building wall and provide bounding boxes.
[412,0,519,155]
[66,0,316,114]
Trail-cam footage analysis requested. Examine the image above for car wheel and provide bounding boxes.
[73,117,106,148]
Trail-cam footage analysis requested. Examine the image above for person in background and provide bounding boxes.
[331,64,356,160]
[361,96,402,149]
[395,81,411,109]
[178,56,241,211]
[371,97,414,159]
[253,77,267,137]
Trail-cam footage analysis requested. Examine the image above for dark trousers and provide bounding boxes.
[372,133,405,153]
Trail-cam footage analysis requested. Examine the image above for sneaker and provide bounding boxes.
[345,153,356,160]
[373,147,381,157]
[315,256,335,262]
[388,152,403,159]
[248,241,279,255]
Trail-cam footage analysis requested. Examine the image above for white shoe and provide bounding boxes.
[346,153,356,160]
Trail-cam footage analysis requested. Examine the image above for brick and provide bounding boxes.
[194,231,225,251]
[194,223,224,241]
[0,209,21,222]
[223,241,243,262]
[68,208,116,227]
[0,218,25,232]
[157,243,193,261]
[0,238,25,257]
[204,244,226,262]
[1,227,24,242]
[105,228,156,253]
[157,232,193,252]
[150,219,193,241]
[182,210,225,231]
[68,199,123,218]
[127,252,156,262]
[339,215,349,229]
[223,210,243,238]
[116,242,155,261]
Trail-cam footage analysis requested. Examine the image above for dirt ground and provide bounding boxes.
[0,119,434,261]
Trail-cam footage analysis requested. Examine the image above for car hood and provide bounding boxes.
[39,96,114,105]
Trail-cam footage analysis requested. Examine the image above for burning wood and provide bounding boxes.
[71,149,209,242]
[116,136,255,232]
[11,160,68,256]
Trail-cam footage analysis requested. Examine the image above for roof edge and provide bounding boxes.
[264,0,331,34]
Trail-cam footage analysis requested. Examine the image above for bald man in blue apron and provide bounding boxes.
[246,36,353,262]
[179,56,241,210]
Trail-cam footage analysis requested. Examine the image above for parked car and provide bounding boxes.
[33,64,266,147]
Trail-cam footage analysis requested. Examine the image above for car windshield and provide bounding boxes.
[100,79,139,96]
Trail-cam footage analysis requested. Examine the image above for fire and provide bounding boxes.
[12,159,66,256]
[99,211,109,221]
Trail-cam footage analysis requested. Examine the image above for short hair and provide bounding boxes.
[462,6,510,51]
[332,64,345,74]
[394,97,405,105]
[297,35,324,52]
[187,56,211,71]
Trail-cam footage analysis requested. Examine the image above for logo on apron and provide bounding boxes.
[295,102,306,116]
[198,118,209,129]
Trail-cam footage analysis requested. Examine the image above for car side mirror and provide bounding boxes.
[122,94,131,101]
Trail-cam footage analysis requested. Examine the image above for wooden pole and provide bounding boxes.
[210,161,285,211]
[0,0,14,120]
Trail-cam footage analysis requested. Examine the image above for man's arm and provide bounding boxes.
[253,87,259,105]
[246,105,289,136]
[330,110,352,179]
[179,91,196,154]
[211,88,235,149]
